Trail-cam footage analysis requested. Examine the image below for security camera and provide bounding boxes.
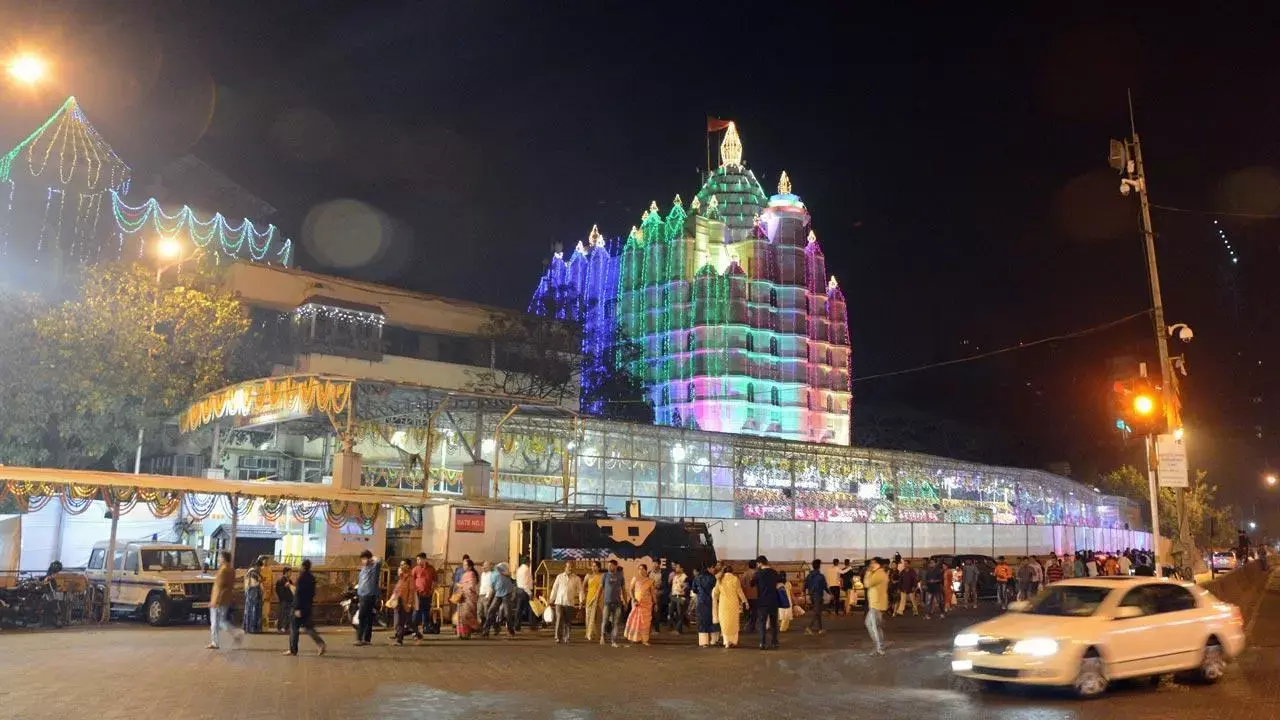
[1120,181,1132,197]
[1176,326,1194,342]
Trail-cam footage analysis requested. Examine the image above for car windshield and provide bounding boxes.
[140,549,202,571]
[1025,585,1112,617]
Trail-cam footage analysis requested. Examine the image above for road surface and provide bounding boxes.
[2,599,1278,719]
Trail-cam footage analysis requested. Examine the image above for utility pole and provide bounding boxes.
[1114,91,1189,571]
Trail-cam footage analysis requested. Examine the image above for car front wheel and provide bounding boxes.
[1198,641,1226,684]
[145,595,171,627]
[1073,654,1108,698]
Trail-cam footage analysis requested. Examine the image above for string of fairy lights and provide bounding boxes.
[1212,219,1239,265]
[0,96,293,271]
[111,192,293,265]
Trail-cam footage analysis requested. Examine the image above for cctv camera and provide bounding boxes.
[1120,181,1132,197]
[1177,326,1193,343]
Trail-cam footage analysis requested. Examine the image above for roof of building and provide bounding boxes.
[210,524,284,540]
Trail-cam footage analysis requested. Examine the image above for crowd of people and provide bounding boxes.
[206,545,1157,657]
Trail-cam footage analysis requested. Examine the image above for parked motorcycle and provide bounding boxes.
[0,578,63,628]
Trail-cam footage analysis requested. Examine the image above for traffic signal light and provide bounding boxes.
[1112,379,1166,437]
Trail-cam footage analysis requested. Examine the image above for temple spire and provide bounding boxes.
[778,170,791,195]
[720,121,743,168]
[588,224,603,247]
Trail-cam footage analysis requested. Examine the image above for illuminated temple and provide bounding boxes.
[532,123,852,445]
[0,96,291,290]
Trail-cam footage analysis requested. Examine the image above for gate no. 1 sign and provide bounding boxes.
[455,508,486,533]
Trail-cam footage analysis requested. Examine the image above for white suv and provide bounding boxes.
[84,541,215,626]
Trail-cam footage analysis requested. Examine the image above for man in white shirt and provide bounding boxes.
[1085,554,1099,577]
[549,566,584,643]
[515,557,535,631]
[478,561,494,622]
[1118,552,1132,576]
[823,558,843,613]
[667,563,689,633]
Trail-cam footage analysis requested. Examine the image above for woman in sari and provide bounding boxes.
[243,558,264,633]
[390,560,419,646]
[624,564,656,646]
[691,565,720,647]
[712,564,748,648]
[453,561,482,639]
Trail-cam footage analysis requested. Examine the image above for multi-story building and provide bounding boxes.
[531,123,851,444]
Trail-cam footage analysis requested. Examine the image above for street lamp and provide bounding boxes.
[1249,521,1257,531]
[1268,475,1278,488]
[134,237,194,474]
[5,52,48,86]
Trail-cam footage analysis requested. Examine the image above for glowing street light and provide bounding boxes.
[6,53,48,86]
[1249,521,1257,531]
[1267,475,1277,488]
[156,236,183,260]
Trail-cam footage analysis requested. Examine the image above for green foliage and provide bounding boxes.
[0,263,251,469]
[1099,465,1237,547]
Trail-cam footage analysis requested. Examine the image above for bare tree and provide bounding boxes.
[467,311,581,405]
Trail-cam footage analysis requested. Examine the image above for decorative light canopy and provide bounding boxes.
[0,97,130,193]
[778,170,791,195]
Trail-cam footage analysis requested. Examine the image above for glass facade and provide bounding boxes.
[381,413,1138,530]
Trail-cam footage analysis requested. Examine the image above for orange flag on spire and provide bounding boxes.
[707,117,731,132]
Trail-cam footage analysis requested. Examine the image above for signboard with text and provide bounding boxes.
[1156,434,1189,488]
[454,508,486,533]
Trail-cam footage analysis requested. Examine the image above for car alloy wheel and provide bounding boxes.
[1073,655,1107,698]
[1199,642,1226,683]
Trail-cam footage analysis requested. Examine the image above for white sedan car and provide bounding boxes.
[952,577,1245,698]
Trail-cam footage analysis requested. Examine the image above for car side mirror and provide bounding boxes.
[1007,600,1030,612]
[1113,606,1143,620]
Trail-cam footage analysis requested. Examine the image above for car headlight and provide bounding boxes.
[954,633,979,648]
[1011,638,1059,657]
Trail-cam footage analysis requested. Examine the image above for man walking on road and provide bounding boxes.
[208,551,243,650]
[994,557,1013,608]
[274,566,295,633]
[961,560,979,608]
[283,559,326,656]
[894,560,919,617]
[549,565,584,643]
[864,557,889,656]
[411,553,436,639]
[823,558,842,614]
[754,555,782,650]
[742,560,759,633]
[804,559,827,635]
[668,562,689,634]
[599,560,627,647]
[354,550,380,646]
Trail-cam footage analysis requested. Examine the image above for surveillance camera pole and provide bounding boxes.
[1122,91,1188,571]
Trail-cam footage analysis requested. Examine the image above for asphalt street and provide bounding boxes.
[2,595,1278,720]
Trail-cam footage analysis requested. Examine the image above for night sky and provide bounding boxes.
[4,2,1280,517]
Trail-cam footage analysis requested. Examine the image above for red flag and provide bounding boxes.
[707,117,731,132]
